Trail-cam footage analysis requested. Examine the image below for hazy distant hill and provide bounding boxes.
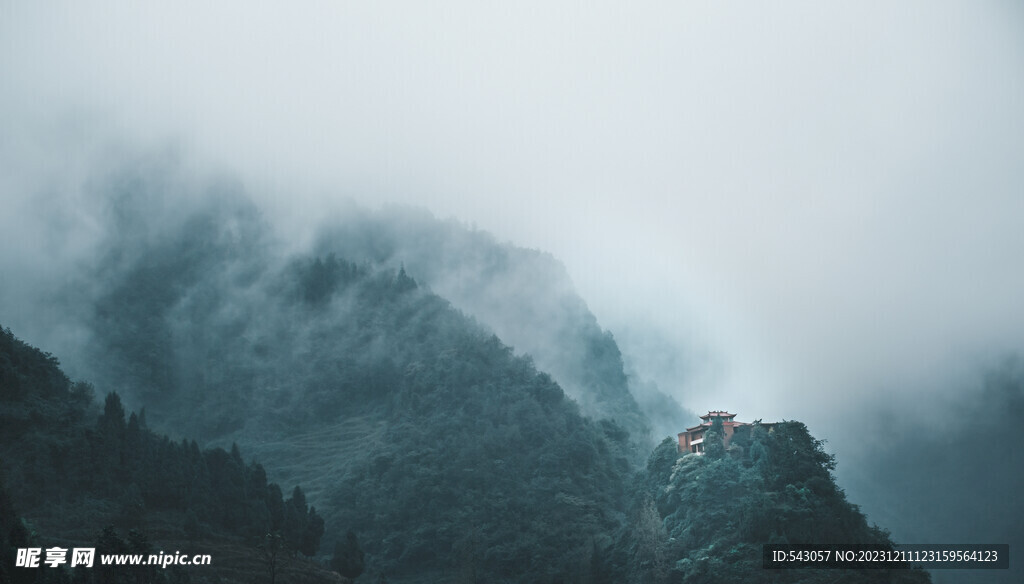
[839,358,1024,584]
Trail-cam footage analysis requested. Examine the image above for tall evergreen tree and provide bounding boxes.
[703,416,726,460]
[332,531,366,580]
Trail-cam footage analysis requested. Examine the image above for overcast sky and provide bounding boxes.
[3,1,1024,436]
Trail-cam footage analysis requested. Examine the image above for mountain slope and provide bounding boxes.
[0,168,937,583]
[313,206,682,442]
[0,324,332,584]
[616,423,933,584]
[73,200,638,580]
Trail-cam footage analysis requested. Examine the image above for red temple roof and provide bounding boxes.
[699,410,736,420]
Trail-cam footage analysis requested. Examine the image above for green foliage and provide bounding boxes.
[1,203,938,584]
[0,472,30,584]
[66,246,638,581]
[618,422,932,584]
[312,206,654,442]
[332,531,366,579]
[324,310,632,581]
[297,253,368,305]
[703,416,725,460]
[281,486,325,557]
[0,325,325,576]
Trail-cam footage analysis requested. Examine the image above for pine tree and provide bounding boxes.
[301,506,325,557]
[332,531,366,580]
[703,417,726,460]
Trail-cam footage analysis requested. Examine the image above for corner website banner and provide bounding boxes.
[15,547,212,570]
[763,544,1009,570]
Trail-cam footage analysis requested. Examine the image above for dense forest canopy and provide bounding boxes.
[1,258,936,583]
[0,324,326,583]
[2,171,990,583]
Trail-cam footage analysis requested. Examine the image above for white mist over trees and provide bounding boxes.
[2,3,1024,583]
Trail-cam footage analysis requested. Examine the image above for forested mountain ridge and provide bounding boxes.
[313,205,688,441]
[82,233,638,580]
[614,422,932,584]
[1,321,934,583]
[1,172,934,582]
[0,324,331,584]
[69,184,655,452]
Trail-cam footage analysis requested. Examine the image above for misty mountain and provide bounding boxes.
[840,357,1024,584]
[39,179,635,580]
[40,163,665,451]
[0,166,944,582]
[1,320,934,583]
[311,205,689,442]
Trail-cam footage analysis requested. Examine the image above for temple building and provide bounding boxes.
[678,410,749,454]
